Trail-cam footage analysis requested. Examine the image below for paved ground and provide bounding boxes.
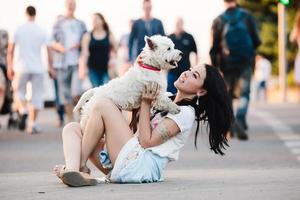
[0,102,300,200]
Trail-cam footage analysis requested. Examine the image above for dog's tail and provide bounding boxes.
[73,88,95,114]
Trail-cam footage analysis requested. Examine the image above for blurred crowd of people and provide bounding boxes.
[0,0,299,141]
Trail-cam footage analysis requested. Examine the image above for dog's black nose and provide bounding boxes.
[179,52,183,56]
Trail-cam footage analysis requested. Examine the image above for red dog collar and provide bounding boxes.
[139,63,161,71]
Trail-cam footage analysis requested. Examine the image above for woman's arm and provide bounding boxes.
[78,33,90,80]
[138,82,181,148]
[109,33,118,54]
[290,27,298,43]
[6,42,15,81]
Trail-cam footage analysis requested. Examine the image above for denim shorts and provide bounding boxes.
[101,137,168,183]
[56,65,83,104]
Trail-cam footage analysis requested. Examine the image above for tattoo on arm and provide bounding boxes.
[157,123,170,142]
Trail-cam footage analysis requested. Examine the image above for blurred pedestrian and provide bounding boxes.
[290,11,300,102]
[50,0,87,123]
[6,6,54,134]
[79,13,117,88]
[210,0,261,140]
[0,29,9,122]
[254,55,271,102]
[128,0,165,63]
[118,19,133,76]
[168,17,198,94]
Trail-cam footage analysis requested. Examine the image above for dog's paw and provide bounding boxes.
[169,105,181,114]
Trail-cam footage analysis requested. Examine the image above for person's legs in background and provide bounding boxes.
[0,67,6,112]
[256,80,266,102]
[223,69,249,140]
[88,68,109,88]
[71,65,84,121]
[57,67,74,123]
[88,68,101,88]
[0,67,6,128]
[236,66,252,131]
[26,73,44,134]
[53,78,65,127]
[12,73,29,131]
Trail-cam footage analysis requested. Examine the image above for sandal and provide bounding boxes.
[61,171,98,187]
[53,164,97,187]
[79,165,91,175]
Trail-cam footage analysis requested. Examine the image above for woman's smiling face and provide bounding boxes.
[174,64,207,95]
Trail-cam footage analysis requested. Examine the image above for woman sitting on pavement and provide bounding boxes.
[53,63,234,186]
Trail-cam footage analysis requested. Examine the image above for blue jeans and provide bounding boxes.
[167,73,178,94]
[53,79,64,122]
[223,63,253,129]
[88,68,109,87]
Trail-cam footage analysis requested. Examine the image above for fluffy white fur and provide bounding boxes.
[74,35,182,131]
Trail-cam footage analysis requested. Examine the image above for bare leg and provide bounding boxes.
[62,122,82,171]
[80,98,133,169]
[28,106,37,123]
[55,122,108,176]
[89,138,110,175]
[65,103,74,122]
[27,105,39,133]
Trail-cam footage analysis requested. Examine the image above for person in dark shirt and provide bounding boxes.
[168,17,198,94]
[209,0,261,140]
[128,0,165,63]
[79,13,117,87]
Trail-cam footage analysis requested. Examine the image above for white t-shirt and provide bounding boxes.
[13,22,48,74]
[62,19,82,66]
[254,58,271,82]
[148,106,195,161]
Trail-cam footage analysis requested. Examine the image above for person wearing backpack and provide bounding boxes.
[209,0,261,140]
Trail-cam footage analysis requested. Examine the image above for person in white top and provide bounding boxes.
[254,55,271,102]
[53,63,233,186]
[290,11,300,102]
[50,0,86,124]
[7,6,54,134]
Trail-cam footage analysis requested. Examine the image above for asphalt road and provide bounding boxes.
[0,102,299,200]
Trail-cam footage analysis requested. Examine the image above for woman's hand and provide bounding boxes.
[142,82,160,105]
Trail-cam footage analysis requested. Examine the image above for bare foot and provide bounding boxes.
[53,164,66,179]
[53,164,91,176]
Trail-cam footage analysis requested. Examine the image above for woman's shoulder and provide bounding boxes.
[166,106,195,125]
[178,105,195,116]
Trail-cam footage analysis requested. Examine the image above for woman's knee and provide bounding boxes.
[92,98,117,114]
[62,122,82,138]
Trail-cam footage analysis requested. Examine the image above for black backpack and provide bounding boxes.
[221,9,254,64]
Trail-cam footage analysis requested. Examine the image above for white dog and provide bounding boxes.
[74,35,182,131]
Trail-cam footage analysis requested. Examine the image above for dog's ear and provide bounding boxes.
[144,36,156,50]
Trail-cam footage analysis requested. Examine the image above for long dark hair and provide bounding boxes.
[175,64,233,155]
[93,13,110,34]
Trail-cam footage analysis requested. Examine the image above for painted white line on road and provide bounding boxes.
[285,141,300,148]
[253,109,300,163]
[290,148,300,155]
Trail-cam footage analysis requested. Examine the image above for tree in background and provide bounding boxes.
[238,0,299,77]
